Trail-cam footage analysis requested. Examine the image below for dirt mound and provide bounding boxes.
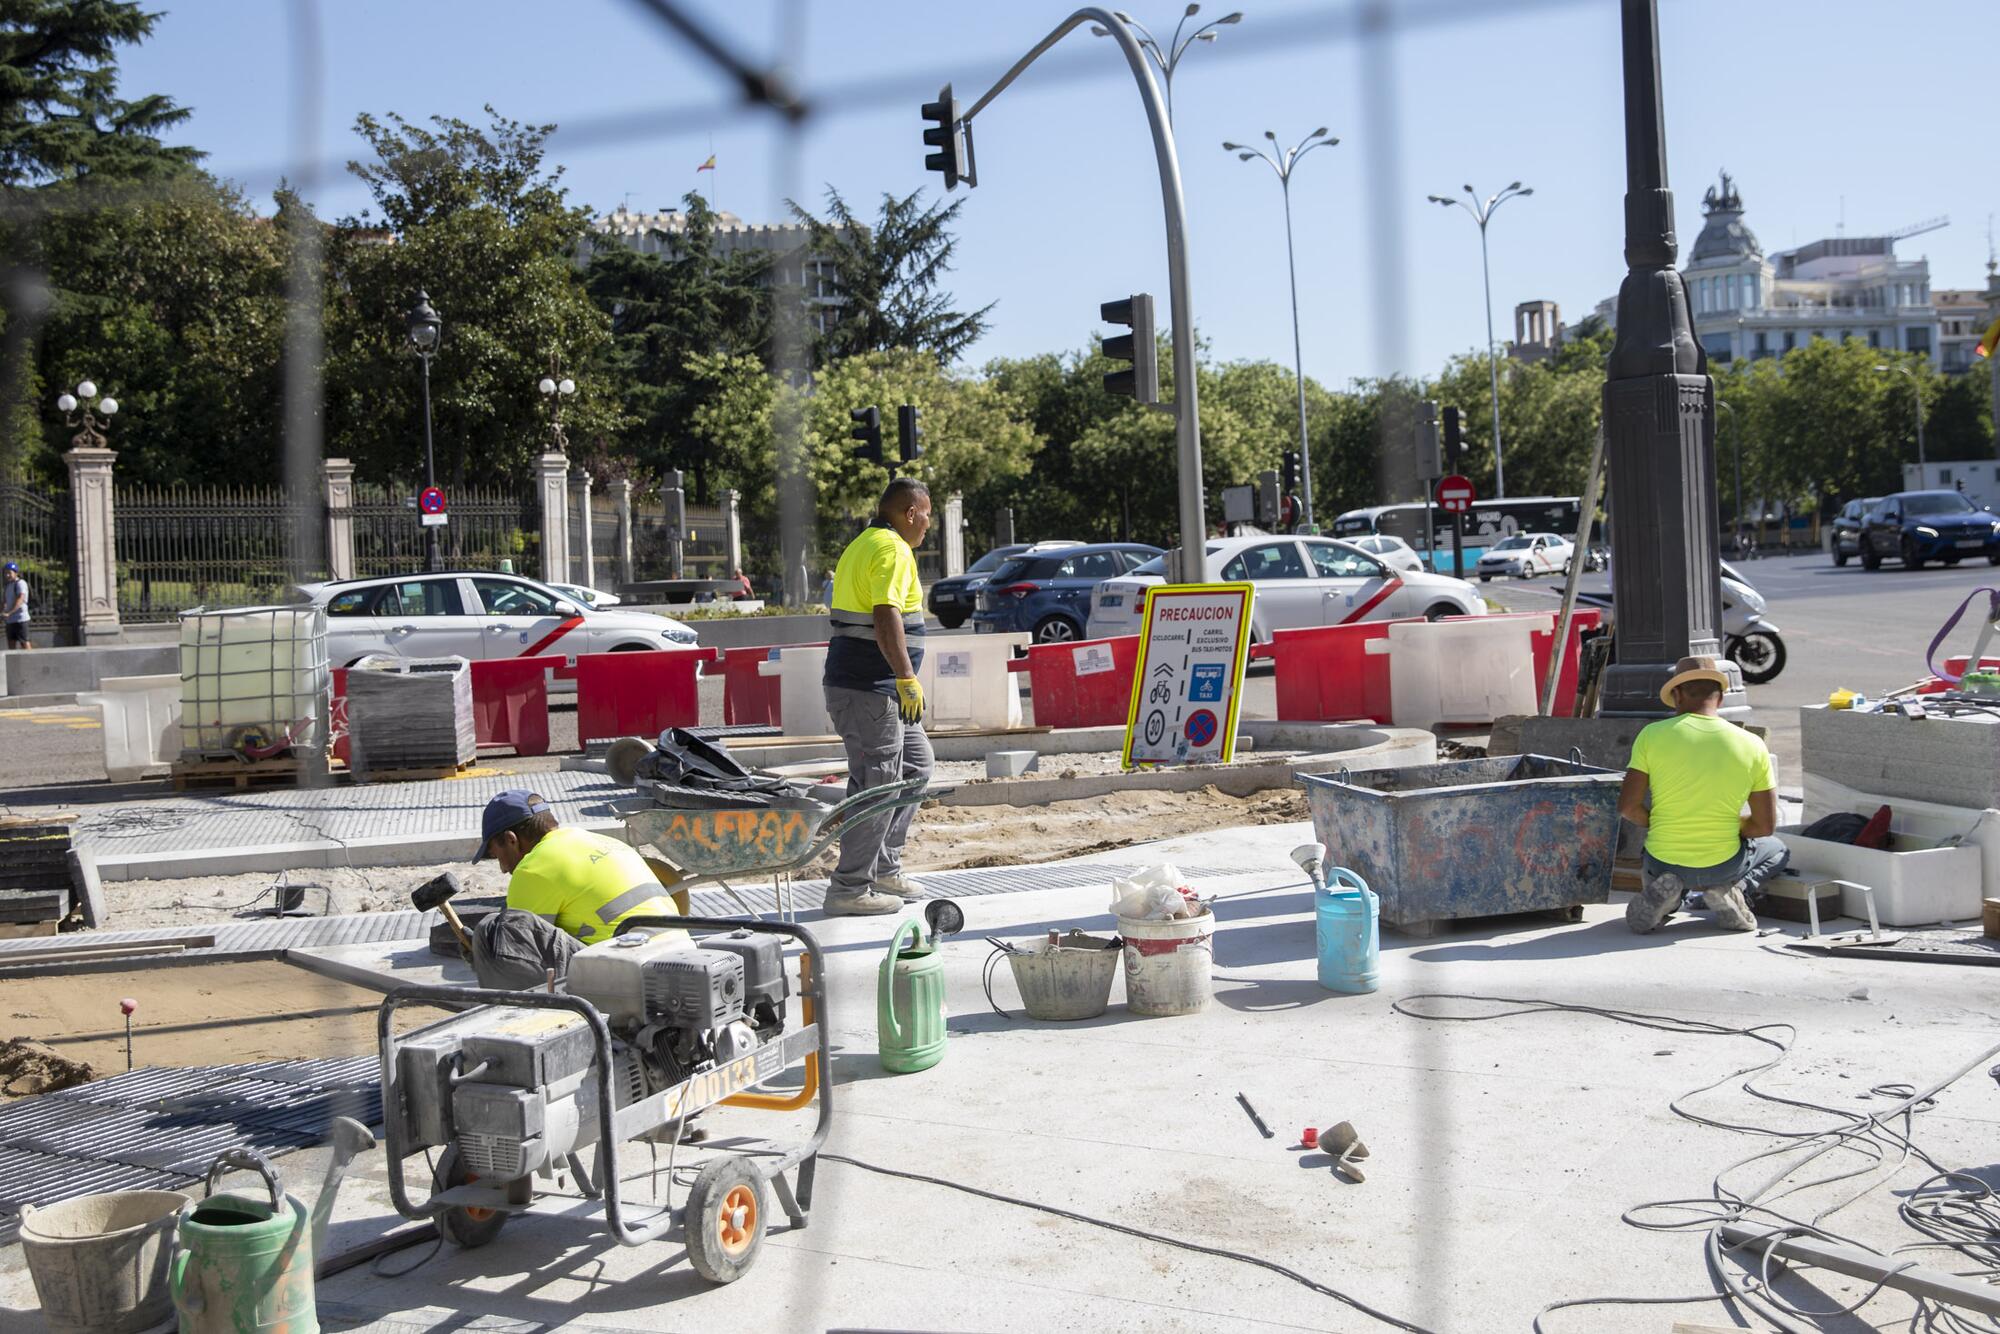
[0,1036,94,1098]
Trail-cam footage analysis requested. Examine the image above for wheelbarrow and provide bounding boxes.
[619,775,931,921]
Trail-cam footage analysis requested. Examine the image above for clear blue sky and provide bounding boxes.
[122,0,1993,386]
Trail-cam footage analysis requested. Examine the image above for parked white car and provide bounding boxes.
[1344,533,1426,573]
[1475,533,1573,581]
[547,581,623,608]
[293,571,698,668]
[1084,536,1486,642]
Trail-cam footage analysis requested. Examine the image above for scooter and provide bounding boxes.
[1720,560,1785,685]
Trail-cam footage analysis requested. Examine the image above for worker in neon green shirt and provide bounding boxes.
[466,789,686,986]
[821,478,934,916]
[1619,656,1786,933]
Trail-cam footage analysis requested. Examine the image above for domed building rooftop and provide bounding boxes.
[1689,170,1761,264]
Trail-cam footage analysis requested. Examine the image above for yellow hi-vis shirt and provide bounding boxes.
[1628,713,1778,867]
[505,826,681,943]
[825,520,925,694]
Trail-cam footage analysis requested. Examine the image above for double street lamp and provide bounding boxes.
[538,367,577,453]
[405,291,443,573]
[1427,181,1532,498]
[55,380,119,450]
[1223,127,1338,532]
[1091,4,1242,125]
[1875,362,1926,470]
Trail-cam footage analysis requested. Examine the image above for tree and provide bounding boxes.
[0,0,202,190]
[787,187,993,366]
[582,192,771,494]
[321,107,619,487]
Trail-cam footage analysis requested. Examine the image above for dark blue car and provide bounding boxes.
[972,542,1164,642]
[1858,490,2000,570]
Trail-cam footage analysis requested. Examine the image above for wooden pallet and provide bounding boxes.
[170,757,328,792]
[345,759,478,784]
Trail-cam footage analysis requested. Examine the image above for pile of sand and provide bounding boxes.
[0,1037,94,1098]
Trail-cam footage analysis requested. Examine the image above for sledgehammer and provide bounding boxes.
[412,871,475,958]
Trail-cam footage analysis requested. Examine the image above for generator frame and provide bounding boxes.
[376,915,830,1269]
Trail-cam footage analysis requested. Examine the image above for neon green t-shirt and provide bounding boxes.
[1628,713,1777,867]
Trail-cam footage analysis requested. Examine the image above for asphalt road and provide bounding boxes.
[1484,547,1995,784]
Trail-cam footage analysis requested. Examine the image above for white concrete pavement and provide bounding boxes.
[32,819,1980,1334]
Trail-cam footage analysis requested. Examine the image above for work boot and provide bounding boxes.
[872,870,929,901]
[1626,871,1684,934]
[1707,880,1759,932]
[823,887,900,917]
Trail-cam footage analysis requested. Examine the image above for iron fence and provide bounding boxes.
[590,492,622,592]
[113,484,326,623]
[632,499,729,580]
[349,483,536,581]
[0,480,74,642]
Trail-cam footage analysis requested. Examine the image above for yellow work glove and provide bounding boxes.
[895,676,925,724]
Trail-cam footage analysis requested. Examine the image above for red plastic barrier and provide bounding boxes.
[1250,619,1421,723]
[1006,635,1141,728]
[1529,608,1601,717]
[470,655,561,756]
[556,647,718,747]
[719,643,815,728]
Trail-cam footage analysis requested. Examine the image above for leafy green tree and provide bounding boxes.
[787,187,993,366]
[0,0,201,189]
[1924,363,1993,462]
[582,192,770,495]
[321,107,619,487]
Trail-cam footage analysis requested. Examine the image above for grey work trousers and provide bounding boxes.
[825,684,933,894]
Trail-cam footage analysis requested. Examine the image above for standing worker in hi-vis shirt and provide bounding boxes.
[821,478,935,916]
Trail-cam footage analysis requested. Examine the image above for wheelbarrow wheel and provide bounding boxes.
[434,1145,508,1249]
[685,1157,766,1284]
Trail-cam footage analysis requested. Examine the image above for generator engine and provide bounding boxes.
[392,928,788,1182]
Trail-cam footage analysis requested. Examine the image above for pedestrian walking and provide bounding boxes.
[3,562,29,650]
[821,479,934,916]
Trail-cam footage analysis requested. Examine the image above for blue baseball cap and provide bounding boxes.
[1,562,16,573]
[475,789,550,861]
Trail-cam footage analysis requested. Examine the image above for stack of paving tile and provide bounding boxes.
[345,655,476,777]
[0,822,75,933]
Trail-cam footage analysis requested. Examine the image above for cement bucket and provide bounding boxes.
[19,1189,191,1334]
[1005,930,1120,1020]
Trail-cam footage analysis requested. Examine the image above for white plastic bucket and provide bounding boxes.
[1116,911,1214,1016]
[19,1188,190,1334]
[78,673,182,782]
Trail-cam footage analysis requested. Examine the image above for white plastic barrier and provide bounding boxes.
[1365,614,1543,728]
[76,674,182,782]
[759,633,1029,735]
[1802,771,2000,920]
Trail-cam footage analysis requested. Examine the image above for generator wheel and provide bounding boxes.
[434,1146,508,1249]
[685,1157,766,1284]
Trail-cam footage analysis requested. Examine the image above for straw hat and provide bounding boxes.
[1659,655,1731,708]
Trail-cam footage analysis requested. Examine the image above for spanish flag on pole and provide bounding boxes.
[1977,312,2000,360]
[697,154,716,173]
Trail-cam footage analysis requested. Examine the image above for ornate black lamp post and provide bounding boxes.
[405,291,443,573]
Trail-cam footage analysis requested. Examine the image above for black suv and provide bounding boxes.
[1829,496,1880,567]
[1858,490,2000,571]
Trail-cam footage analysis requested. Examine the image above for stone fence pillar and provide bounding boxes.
[536,452,570,585]
[323,458,355,580]
[64,446,119,643]
[610,477,635,586]
[573,467,594,589]
[722,488,742,579]
[943,493,966,577]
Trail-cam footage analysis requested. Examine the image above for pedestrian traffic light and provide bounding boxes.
[1978,313,2000,360]
[849,405,883,464]
[1281,450,1301,497]
[921,85,974,190]
[897,404,923,463]
[1100,294,1159,403]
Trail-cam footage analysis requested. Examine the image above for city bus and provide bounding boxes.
[1332,496,1593,573]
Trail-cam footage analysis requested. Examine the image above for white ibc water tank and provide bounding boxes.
[177,605,330,762]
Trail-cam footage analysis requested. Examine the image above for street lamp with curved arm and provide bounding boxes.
[1427,181,1533,498]
[1091,4,1242,124]
[1223,127,1338,531]
[55,380,119,450]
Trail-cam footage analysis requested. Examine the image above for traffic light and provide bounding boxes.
[849,405,883,464]
[1441,405,1464,471]
[1416,399,1441,478]
[897,404,923,463]
[1281,450,1301,496]
[1100,294,1159,403]
[921,85,975,190]
[1978,313,2000,360]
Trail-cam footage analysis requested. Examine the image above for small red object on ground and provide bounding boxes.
[1301,1126,1319,1149]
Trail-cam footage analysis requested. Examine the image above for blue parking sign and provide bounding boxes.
[1189,662,1225,702]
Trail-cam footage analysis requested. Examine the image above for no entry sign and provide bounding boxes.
[1435,474,1475,514]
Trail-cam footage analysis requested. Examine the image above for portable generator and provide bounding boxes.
[377,915,829,1284]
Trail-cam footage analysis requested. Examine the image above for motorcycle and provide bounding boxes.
[1719,560,1785,685]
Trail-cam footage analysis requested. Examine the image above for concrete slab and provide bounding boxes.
[290,938,475,993]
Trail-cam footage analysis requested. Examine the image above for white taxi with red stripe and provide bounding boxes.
[1083,536,1486,642]
[294,572,699,669]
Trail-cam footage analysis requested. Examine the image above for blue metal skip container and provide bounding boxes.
[1300,755,1622,929]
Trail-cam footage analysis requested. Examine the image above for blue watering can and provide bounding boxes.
[1294,842,1379,995]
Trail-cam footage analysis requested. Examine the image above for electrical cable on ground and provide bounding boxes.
[1392,992,2000,1333]
[817,1151,1435,1334]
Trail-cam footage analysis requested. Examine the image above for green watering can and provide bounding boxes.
[878,904,960,1074]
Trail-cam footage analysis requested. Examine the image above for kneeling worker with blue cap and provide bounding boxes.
[467,789,685,987]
